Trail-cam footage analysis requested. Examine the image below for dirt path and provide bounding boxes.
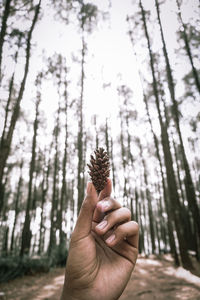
[0,256,200,300]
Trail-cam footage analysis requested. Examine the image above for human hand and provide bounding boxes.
[61,179,139,300]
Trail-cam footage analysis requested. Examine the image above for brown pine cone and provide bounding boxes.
[87,148,110,194]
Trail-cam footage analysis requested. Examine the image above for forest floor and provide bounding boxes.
[0,255,200,300]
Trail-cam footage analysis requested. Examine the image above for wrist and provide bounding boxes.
[60,287,79,300]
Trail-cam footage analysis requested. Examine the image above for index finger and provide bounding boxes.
[92,178,112,223]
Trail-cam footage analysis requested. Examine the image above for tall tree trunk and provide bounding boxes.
[140,0,192,269]
[59,78,68,248]
[138,139,156,253]
[70,178,75,239]
[128,25,180,265]
[77,25,85,214]
[144,93,179,263]
[20,96,40,256]
[10,159,23,253]
[1,33,22,147]
[140,180,150,255]
[0,0,12,82]
[105,119,116,193]
[48,105,60,256]
[138,200,145,254]
[0,1,41,213]
[176,0,200,94]
[119,110,128,206]
[155,0,200,238]
[38,152,50,255]
[105,118,109,156]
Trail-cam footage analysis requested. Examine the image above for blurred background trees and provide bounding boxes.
[0,0,199,281]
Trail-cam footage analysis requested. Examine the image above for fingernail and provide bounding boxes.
[106,234,115,244]
[96,220,107,230]
[99,201,110,211]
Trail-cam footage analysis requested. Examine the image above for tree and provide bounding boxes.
[10,159,24,253]
[139,0,192,269]
[0,0,12,82]
[0,1,41,213]
[48,103,61,256]
[20,73,41,256]
[176,0,200,95]
[59,65,69,250]
[127,23,179,264]
[155,0,200,239]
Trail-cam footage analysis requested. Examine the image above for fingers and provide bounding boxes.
[95,204,139,248]
[96,197,121,213]
[95,207,131,235]
[93,178,112,223]
[105,221,139,248]
[72,182,98,241]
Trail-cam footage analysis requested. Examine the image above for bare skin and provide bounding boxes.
[61,179,139,300]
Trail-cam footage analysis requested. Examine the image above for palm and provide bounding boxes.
[67,229,136,300]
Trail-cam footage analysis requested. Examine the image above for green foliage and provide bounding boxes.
[0,248,68,283]
[48,244,68,267]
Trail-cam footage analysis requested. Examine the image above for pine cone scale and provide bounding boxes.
[88,147,110,194]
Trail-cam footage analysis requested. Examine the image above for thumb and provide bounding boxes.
[98,178,112,201]
[72,182,98,240]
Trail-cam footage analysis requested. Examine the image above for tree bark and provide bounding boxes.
[48,105,61,256]
[176,0,200,94]
[20,96,40,256]
[0,0,12,82]
[59,76,69,248]
[10,159,23,253]
[77,27,85,214]
[38,152,50,255]
[138,139,156,253]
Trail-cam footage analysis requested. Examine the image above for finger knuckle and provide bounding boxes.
[131,221,139,232]
[122,207,131,219]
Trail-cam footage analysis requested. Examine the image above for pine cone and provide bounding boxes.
[87,148,110,194]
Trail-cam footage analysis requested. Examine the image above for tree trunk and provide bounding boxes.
[138,139,156,253]
[20,97,40,257]
[39,156,50,255]
[59,79,69,248]
[10,159,23,253]
[77,27,85,214]
[0,1,41,213]
[140,0,192,269]
[128,18,180,265]
[0,0,12,82]
[176,0,200,94]
[48,105,60,256]
[119,110,128,206]
[155,0,200,238]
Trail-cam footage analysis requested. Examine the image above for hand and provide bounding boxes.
[61,179,139,300]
